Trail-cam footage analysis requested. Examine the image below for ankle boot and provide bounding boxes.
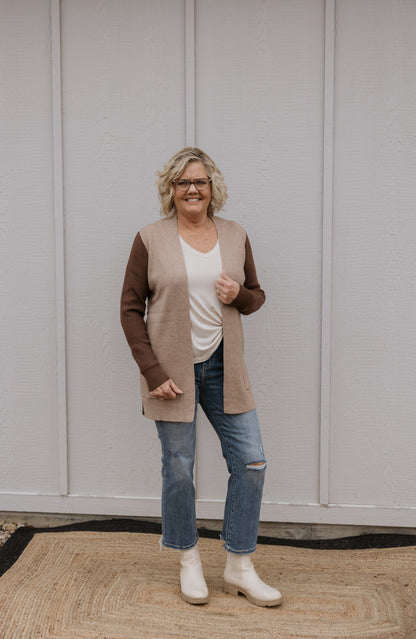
[223,552,282,607]
[179,546,209,604]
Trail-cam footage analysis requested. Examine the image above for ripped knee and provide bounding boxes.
[168,449,182,457]
[246,461,267,471]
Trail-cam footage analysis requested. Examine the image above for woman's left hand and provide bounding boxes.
[216,271,240,304]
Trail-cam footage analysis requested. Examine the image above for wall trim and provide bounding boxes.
[320,0,336,507]
[50,0,68,496]
[2,493,416,527]
[185,0,196,146]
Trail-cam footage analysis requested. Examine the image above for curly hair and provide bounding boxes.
[156,147,228,217]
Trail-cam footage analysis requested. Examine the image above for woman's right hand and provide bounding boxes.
[150,378,183,400]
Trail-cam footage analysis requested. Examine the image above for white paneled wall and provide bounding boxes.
[0,0,60,494]
[331,0,416,508]
[1,0,416,527]
[60,0,186,499]
[195,0,325,508]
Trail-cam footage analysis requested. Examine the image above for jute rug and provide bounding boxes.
[0,528,415,639]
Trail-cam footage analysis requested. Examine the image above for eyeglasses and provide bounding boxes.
[173,178,212,191]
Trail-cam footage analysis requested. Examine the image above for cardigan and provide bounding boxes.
[120,214,265,421]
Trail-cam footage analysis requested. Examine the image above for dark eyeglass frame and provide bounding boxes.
[172,178,212,191]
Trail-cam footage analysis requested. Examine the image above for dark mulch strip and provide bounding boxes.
[1,518,416,578]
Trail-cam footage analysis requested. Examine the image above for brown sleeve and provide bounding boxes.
[230,234,266,315]
[120,232,169,392]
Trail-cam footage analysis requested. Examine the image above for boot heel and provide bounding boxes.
[223,581,239,597]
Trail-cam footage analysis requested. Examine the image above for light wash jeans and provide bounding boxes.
[155,341,266,555]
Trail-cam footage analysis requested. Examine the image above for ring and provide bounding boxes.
[216,289,220,295]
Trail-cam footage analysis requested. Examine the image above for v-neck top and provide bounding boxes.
[179,236,223,363]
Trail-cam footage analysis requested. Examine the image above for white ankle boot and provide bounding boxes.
[223,552,282,607]
[179,546,209,604]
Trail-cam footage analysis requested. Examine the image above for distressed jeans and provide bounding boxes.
[155,341,266,555]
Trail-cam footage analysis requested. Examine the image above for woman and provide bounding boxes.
[120,147,282,607]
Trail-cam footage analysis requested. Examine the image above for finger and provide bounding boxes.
[169,380,183,394]
[160,380,177,399]
[151,389,167,399]
[150,380,172,398]
[163,388,176,399]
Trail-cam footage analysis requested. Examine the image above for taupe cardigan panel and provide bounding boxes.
[120,215,265,421]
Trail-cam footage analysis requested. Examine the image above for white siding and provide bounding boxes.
[194,0,325,507]
[60,0,185,498]
[330,0,416,508]
[1,0,416,527]
[0,0,59,494]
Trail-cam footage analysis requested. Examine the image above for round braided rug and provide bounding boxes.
[0,531,415,638]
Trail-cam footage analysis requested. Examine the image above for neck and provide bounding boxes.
[177,212,211,231]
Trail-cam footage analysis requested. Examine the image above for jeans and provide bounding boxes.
[155,341,266,555]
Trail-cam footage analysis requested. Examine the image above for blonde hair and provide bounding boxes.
[156,147,228,217]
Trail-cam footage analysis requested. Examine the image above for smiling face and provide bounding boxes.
[173,161,211,222]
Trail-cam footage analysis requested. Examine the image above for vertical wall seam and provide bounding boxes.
[51,0,68,496]
[185,0,198,494]
[185,0,196,146]
[320,0,335,507]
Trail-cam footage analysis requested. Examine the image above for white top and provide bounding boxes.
[179,236,223,363]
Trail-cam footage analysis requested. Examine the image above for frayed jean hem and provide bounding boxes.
[160,535,199,551]
[221,534,256,555]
